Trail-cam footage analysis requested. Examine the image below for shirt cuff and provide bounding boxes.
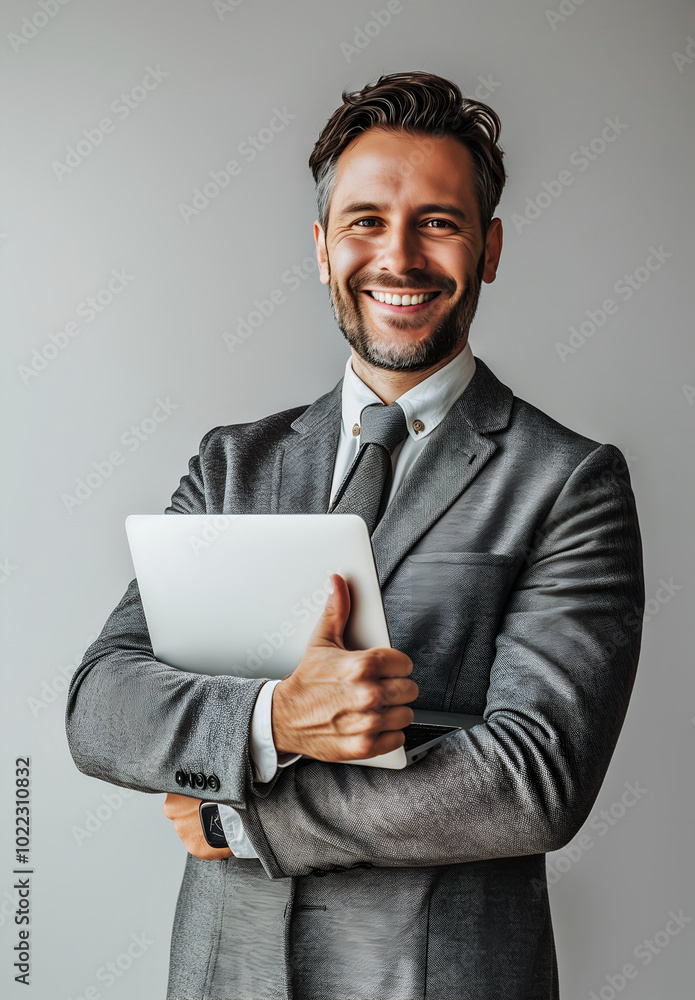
[250,679,302,783]
[217,804,259,858]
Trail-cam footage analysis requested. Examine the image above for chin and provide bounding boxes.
[354,335,456,372]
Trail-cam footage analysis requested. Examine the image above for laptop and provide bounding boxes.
[125,513,483,769]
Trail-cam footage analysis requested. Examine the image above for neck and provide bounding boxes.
[349,339,468,404]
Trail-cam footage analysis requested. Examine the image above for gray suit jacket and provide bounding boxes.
[66,357,644,1000]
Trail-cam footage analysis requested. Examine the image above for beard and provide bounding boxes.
[325,249,485,372]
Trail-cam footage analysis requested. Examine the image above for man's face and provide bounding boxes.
[314,127,502,372]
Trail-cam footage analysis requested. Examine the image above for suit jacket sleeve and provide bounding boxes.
[239,443,646,878]
[65,427,282,809]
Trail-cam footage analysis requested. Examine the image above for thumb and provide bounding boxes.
[309,574,350,649]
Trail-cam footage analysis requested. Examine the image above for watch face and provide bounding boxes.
[199,802,228,848]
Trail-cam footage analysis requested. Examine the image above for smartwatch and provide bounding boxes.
[199,801,229,848]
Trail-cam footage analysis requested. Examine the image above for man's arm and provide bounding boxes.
[238,443,645,878]
[65,428,279,810]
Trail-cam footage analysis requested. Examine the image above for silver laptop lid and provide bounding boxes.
[125,513,390,678]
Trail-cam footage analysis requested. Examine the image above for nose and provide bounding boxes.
[375,220,427,276]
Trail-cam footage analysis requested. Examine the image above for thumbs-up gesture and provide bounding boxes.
[271,574,417,762]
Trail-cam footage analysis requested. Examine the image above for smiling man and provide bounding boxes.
[67,72,644,1000]
[319,126,499,383]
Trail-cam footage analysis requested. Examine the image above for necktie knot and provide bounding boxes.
[358,403,408,456]
[328,402,408,535]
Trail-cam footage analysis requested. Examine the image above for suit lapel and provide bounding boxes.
[372,358,513,586]
[276,379,343,514]
[276,358,514,588]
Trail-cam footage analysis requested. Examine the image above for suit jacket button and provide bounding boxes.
[207,774,220,791]
[175,770,186,787]
[193,772,207,790]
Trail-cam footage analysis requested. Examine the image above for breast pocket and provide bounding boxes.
[406,551,519,713]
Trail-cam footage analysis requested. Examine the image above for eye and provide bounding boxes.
[424,218,457,229]
[353,218,379,228]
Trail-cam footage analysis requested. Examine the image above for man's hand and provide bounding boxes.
[162,794,233,860]
[271,573,418,761]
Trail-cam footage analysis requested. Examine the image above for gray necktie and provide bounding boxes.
[328,403,409,535]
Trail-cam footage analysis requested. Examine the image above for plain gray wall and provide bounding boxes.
[2,0,693,996]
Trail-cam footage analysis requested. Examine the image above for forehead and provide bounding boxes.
[331,127,478,220]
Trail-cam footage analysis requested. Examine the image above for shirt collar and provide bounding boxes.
[340,341,476,442]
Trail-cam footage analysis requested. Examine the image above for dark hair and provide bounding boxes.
[309,70,506,237]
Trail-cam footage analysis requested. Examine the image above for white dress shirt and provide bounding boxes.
[217,342,476,855]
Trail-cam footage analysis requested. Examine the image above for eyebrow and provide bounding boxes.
[337,201,468,223]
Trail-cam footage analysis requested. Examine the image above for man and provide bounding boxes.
[66,71,644,999]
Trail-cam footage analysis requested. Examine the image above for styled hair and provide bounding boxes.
[309,70,506,237]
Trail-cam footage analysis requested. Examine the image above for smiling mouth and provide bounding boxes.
[364,290,441,307]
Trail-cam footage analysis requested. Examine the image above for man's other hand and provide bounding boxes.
[163,793,233,860]
[271,573,418,762]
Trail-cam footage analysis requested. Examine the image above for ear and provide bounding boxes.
[481,218,503,284]
[314,220,330,285]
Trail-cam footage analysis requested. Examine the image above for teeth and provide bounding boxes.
[368,291,437,305]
